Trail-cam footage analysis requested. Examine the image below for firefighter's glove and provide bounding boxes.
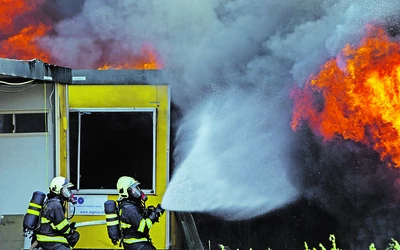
[112,239,119,245]
[66,231,80,248]
[149,204,165,223]
[155,204,165,216]
[148,210,159,223]
[147,206,155,214]
[70,222,76,231]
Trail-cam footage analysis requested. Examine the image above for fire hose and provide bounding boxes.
[73,219,106,228]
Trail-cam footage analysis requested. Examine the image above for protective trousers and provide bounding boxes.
[123,241,156,250]
[36,242,71,250]
[37,231,79,250]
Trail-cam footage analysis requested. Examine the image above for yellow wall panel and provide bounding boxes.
[57,83,68,177]
[68,85,168,108]
[64,84,170,249]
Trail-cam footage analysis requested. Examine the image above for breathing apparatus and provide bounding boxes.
[23,176,77,236]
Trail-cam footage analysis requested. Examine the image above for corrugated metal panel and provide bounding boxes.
[0,58,71,83]
[72,69,163,85]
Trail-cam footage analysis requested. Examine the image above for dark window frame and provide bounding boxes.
[68,108,157,195]
[0,110,49,134]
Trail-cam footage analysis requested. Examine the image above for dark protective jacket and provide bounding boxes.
[118,199,156,250]
[35,194,79,249]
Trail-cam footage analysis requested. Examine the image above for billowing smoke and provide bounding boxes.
[33,0,400,248]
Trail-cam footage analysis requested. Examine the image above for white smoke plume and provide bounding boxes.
[38,0,400,248]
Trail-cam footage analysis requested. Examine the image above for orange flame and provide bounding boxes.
[1,24,52,61]
[97,44,164,70]
[0,0,52,61]
[0,0,163,69]
[0,0,39,34]
[291,25,400,167]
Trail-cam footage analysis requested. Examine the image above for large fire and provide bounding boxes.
[291,25,400,167]
[97,44,164,70]
[0,0,163,69]
[0,0,52,61]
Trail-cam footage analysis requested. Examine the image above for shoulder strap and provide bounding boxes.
[33,199,49,232]
[116,201,124,247]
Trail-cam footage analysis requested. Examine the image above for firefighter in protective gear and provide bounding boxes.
[116,176,164,250]
[35,176,80,250]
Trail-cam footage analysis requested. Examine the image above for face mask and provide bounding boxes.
[69,194,77,204]
[60,187,76,204]
[141,191,148,202]
[129,185,147,201]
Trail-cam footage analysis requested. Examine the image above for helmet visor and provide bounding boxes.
[129,184,142,199]
[60,187,72,199]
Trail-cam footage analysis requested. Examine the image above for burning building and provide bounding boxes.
[0,1,184,249]
[0,58,182,250]
[3,0,400,250]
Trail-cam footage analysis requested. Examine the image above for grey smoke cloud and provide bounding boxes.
[38,0,400,247]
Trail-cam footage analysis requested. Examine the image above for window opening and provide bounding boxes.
[0,112,48,134]
[0,114,13,133]
[69,109,156,194]
[15,113,47,133]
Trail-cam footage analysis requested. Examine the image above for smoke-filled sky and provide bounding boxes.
[9,0,400,248]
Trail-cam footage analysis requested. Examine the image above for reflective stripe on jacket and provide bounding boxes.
[119,200,152,244]
[36,196,72,245]
[36,234,69,244]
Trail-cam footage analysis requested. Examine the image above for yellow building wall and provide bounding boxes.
[57,83,68,177]
[62,85,170,249]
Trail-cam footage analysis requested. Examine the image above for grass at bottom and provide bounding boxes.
[303,234,400,250]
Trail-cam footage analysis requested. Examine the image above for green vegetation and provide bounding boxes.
[304,235,400,250]
[385,239,400,250]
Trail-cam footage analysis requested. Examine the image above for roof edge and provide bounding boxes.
[0,58,72,84]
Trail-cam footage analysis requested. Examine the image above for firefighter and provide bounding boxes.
[116,176,164,250]
[35,176,80,250]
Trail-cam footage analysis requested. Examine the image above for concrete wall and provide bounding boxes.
[0,214,25,250]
